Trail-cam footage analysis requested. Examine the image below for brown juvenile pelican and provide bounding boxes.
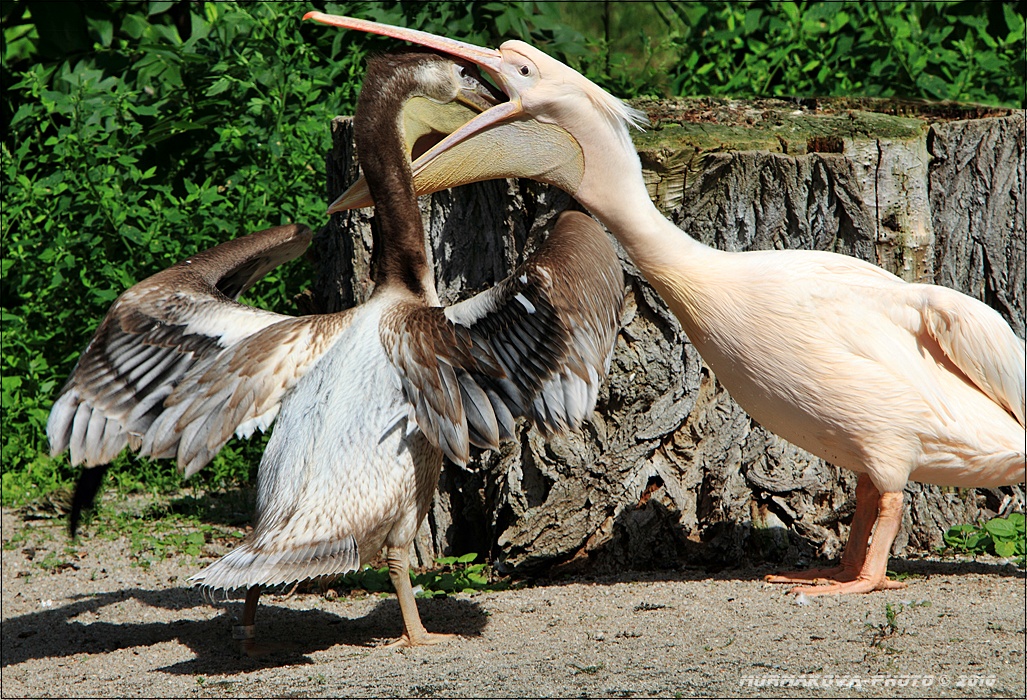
[48,52,624,647]
[306,12,1026,597]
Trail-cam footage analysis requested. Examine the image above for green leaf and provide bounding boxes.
[148,1,174,16]
[781,2,800,24]
[829,11,851,34]
[1,376,23,393]
[993,540,1016,558]
[205,77,232,97]
[984,517,1017,539]
[743,9,763,34]
[86,18,114,48]
[916,73,950,99]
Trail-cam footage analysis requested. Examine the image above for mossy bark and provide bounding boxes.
[316,99,1025,575]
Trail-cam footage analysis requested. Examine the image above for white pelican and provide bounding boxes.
[306,12,1027,596]
[48,51,625,647]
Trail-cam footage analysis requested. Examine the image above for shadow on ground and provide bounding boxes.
[0,586,488,673]
[508,552,1026,591]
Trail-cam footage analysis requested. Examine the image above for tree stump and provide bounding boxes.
[315,98,1025,574]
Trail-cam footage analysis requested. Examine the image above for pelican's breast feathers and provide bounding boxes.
[190,300,430,591]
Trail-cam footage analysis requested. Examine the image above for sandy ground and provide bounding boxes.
[2,507,1025,699]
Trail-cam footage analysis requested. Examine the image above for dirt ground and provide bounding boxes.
[2,507,1024,699]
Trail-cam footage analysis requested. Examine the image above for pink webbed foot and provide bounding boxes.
[765,565,856,585]
[790,575,906,596]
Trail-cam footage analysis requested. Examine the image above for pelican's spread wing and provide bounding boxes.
[384,211,624,464]
[47,224,313,468]
[141,313,351,478]
[920,286,1027,428]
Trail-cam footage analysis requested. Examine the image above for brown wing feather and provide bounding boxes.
[47,224,313,468]
[383,211,624,465]
[142,313,353,477]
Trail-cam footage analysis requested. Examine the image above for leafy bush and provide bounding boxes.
[537,1,1025,106]
[943,513,1026,564]
[331,552,511,597]
[1,1,370,503]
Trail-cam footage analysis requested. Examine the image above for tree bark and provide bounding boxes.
[315,99,1025,574]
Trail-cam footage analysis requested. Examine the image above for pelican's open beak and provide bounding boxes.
[397,61,502,176]
[304,12,584,212]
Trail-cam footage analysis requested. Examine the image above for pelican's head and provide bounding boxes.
[356,51,503,168]
[304,12,647,213]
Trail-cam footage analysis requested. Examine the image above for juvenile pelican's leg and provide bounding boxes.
[791,490,907,595]
[384,545,454,647]
[234,585,263,656]
[233,584,298,656]
[766,473,878,585]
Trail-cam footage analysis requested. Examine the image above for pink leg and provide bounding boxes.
[791,489,907,596]
[766,473,879,584]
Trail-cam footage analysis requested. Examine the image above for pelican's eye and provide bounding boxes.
[518,65,530,76]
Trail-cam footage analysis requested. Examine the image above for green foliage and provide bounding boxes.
[331,552,512,597]
[943,513,1026,564]
[2,1,370,504]
[413,552,502,596]
[535,1,1024,106]
[76,490,249,568]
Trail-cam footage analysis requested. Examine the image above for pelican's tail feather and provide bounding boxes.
[188,535,360,591]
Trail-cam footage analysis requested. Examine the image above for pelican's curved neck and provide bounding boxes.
[568,125,727,343]
[355,71,434,300]
[572,137,713,275]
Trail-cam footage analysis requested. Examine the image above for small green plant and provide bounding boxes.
[886,569,923,583]
[943,513,1026,565]
[74,491,247,568]
[413,553,503,596]
[35,549,72,573]
[865,600,930,649]
[1,528,29,550]
[569,662,604,675]
[330,552,512,598]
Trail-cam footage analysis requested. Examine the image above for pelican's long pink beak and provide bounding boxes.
[304,12,504,74]
[305,12,563,212]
